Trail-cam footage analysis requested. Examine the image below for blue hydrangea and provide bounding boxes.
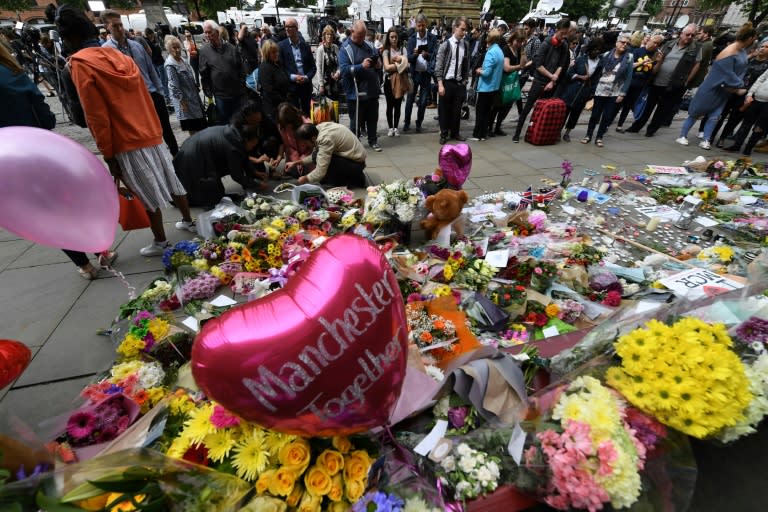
[162,240,200,270]
[352,491,404,512]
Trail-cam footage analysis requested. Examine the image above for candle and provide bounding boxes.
[646,217,661,232]
[598,182,610,194]
[730,170,740,180]
[581,177,590,187]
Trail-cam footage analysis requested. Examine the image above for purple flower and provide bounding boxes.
[561,160,573,177]
[67,411,98,441]
[735,316,768,344]
[448,406,470,429]
[105,384,123,395]
[16,462,51,481]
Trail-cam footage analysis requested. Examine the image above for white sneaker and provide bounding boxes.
[698,140,711,150]
[175,220,197,233]
[675,137,689,146]
[387,128,394,137]
[697,131,705,139]
[393,128,400,137]
[139,240,170,257]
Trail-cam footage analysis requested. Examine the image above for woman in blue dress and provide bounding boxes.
[676,23,757,150]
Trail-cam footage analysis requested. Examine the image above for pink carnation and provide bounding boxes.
[210,405,241,428]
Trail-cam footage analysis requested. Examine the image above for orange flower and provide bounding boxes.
[132,389,148,405]
[229,254,242,263]
[241,248,253,262]
[419,332,433,343]
[433,320,446,330]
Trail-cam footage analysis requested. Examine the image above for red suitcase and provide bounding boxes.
[524,98,567,145]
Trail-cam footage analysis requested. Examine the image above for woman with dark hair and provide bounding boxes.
[677,23,757,150]
[561,39,603,142]
[488,29,527,137]
[56,5,195,257]
[580,33,633,148]
[287,122,367,187]
[274,102,313,178]
[173,101,269,207]
[382,26,406,137]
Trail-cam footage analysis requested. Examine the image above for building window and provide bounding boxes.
[682,0,689,6]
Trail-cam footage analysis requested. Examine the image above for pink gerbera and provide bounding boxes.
[210,405,240,429]
[67,411,98,441]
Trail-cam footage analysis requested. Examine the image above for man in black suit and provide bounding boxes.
[278,17,316,115]
[434,17,470,145]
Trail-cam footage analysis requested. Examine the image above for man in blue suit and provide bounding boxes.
[402,13,438,133]
[278,17,316,115]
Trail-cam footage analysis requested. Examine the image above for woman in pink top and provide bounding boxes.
[274,102,315,178]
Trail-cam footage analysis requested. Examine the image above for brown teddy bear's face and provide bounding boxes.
[425,189,469,221]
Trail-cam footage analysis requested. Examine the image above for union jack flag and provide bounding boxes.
[534,187,560,205]
[517,186,533,211]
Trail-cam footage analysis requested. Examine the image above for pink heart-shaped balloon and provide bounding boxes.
[192,234,408,436]
[439,143,472,188]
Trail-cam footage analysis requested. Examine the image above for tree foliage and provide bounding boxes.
[485,0,529,26]
[698,0,768,25]
[561,0,609,21]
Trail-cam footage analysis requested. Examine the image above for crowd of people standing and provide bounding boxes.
[3,6,768,274]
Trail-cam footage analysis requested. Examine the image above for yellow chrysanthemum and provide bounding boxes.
[166,436,191,459]
[264,431,296,457]
[264,227,280,240]
[147,317,170,341]
[545,303,560,318]
[191,258,209,271]
[181,403,216,445]
[117,334,145,359]
[110,361,142,381]
[204,430,237,463]
[607,318,752,439]
[270,218,286,230]
[232,430,270,481]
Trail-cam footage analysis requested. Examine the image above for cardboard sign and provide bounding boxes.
[659,268,744,300]
[647,165,688,175]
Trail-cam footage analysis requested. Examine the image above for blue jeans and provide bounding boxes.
[680,103,725,142]
[404,71,431,128]
[214,96,244,126]
[155,64,169,100]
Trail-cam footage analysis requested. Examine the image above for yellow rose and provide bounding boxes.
[328,473,344,502]
[106,493,146,512]
[317,449,344,476]
[73,494,110,511]
[345,478,365,502]
[240,496,288,512]
[269,466,297,497]
[278,438,311,472]
[297,492,322,512]
[328,501,351,512]
[286,482,304,508]
[256,469,276,495]
[331,436,352,454]
[343,450,372,482]
[304,465,332,496]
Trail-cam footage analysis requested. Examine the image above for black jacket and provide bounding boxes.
[532,37,570,85]
[259,60,292,122]
[173,125,255,207]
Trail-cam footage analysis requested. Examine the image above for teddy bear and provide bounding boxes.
[421,188,469,240]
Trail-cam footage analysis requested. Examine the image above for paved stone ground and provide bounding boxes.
[1,93,766,510]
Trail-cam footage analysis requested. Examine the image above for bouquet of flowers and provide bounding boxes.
[116,311,171,360]
[156,391,377,510]
[363,180,424,224]
[605,317,753,439]
[489,284,527,318]
[162,240,200,272]
[521,376,649,511]
[500,258,558,293]
[65,394,140,447]
[435,442,502,501]
[406,303,459,360]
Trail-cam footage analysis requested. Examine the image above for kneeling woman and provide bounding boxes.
[287,123,367,188]
[173,101,270,208]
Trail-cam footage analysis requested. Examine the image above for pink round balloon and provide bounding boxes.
[0,127,118,252]
[439,143,472,188]
[192,234,408,437]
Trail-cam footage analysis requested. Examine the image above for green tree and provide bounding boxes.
[698,0,768,25]
[621,0,663,17]
[561,0,610,21]
[484,0,528,26]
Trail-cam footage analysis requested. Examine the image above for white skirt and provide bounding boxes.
[116,144,186,211]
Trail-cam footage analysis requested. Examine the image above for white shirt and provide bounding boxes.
[444,36,464,81]
[415,32,429,72]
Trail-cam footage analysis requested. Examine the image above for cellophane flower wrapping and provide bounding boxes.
[363,180,425,225]
[47,448,251,511]
[351,455,446,511]
[519,369,698,512]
